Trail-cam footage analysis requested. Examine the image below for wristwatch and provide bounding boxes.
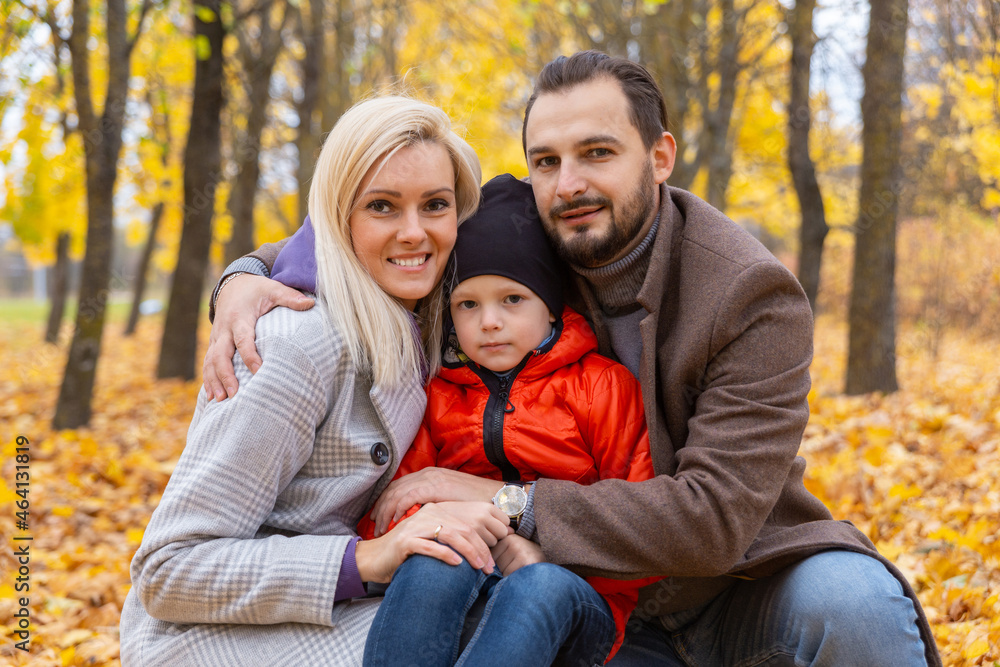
[492,482,528,530]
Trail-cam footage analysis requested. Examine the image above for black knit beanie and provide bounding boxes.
[452,174,565,317]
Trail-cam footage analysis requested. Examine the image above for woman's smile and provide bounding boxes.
[349,142,458,311]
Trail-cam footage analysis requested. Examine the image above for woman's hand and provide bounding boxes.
[491,534,546,576]
[370,468,504,536]
[203,274,315,401]
[355,501,511,584]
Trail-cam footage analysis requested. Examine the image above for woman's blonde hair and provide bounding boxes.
[310,96,482,388]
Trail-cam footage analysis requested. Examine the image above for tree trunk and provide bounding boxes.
[125,201,163,336]
[642,0,699,191]
[703,0,740,211]
[643,0,744,201]
[53,158,116,429]
[225,4,287,265]
[157,0,225,380]
[326,0,355,128]
[295,0,324,223]
[45,232,71,344]
[567,0,635,57]
[845,0,909,395]
[53,0,135,429]
[381,0,400,85]
[225,154,260,265]
[788,0,827,313]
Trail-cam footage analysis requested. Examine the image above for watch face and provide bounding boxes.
[495,485,528,515]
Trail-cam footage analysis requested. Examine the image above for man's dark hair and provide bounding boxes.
[522,50,668,152]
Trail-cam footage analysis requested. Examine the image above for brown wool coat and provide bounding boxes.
[236,186,939,664]
[535,185,939,665]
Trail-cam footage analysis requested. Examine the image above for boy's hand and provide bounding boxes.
[491,534,545,576]
[371,468,504,536]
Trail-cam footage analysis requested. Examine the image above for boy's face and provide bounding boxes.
[450,274,556,373]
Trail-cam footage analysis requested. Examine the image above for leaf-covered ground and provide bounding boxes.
[1,314,997,665]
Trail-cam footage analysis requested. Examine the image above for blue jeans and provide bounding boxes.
[608,550,927,666]
[364,555,616,667]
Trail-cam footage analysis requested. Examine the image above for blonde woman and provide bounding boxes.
[120,97,509,665]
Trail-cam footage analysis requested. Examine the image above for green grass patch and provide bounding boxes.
[0,298,134,324]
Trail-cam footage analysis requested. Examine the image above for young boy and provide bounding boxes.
[358,174,656,666]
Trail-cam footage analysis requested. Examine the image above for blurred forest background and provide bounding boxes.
[0,0,999,664]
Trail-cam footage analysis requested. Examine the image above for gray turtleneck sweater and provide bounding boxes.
[569,215,660,377]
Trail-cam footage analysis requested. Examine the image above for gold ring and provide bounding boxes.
[433,525,443,541]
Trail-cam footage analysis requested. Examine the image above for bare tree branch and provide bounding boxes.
[232,0,275,24]
[127,0,157,55]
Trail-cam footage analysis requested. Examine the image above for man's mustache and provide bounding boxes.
[549,196,613,220]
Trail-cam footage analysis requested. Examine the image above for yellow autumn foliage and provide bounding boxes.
[1,217,999,663]
[1,1,999,663]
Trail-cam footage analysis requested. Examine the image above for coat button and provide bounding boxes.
[370,442,390,466]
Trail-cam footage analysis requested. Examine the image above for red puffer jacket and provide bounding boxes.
[360,307,657,660]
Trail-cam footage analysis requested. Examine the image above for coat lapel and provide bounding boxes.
[637,185,686,474]
[368,377,427,474]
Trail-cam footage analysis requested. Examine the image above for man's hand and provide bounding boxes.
[356,501,510,584]
[491,534,545,576]
[203,274,315,401]
[370,468,504,536]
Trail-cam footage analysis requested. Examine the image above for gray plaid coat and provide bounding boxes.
[120,306,426,665]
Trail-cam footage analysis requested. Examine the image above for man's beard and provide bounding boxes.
[544,161,655,269]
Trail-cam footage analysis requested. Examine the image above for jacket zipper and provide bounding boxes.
[475,353,533,481]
